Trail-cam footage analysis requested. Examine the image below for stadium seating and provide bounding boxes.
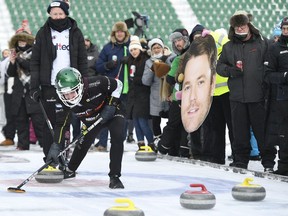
[5,0,182,49]
[4,0,287,50]
[187,0,287,37]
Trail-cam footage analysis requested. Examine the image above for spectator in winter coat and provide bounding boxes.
[264,17,288,176]
[142,38,176,141]
[157,28,190,157]
[180,25,206,160]
[95,21,135,151]
[6,30,44,150]
[0,49,17,147]
[125,36,153,151]
[199,29,234,165]
[84,35,99,76]
[30,0,87,158]
[216,10,269,170]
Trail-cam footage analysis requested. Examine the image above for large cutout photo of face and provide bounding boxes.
[180,35,217,133]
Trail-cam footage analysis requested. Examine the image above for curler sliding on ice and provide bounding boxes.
[7,116,102,193]
[8,67,126,192]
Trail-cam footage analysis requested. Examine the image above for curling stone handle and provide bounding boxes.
[242,177,253,185]
[114,198,137,210]
[240,178,263,188]
[139,145,153,152]
[189,184,208,192]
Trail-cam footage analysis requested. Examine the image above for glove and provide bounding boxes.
[30,88,41,102]
[120,56,129,64]
[100,105,116,124]
[105,60,117,70]
[46,143,61,167]
[227,67,243,78]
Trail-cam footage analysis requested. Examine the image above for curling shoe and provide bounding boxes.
[109,175,124,189]
[126,134,135,143]
[63,167,76,179]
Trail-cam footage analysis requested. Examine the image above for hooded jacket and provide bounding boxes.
[7,32,39,114]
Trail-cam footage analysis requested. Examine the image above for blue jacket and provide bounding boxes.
[95,41,130,83]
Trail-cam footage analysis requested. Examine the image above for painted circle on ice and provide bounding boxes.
[2,171,236,198]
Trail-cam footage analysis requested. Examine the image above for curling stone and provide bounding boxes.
[135,146,157,161]
[35,165,64,183]
[180,184,216,209]
[104,198,144,216]
[232,177,266,201]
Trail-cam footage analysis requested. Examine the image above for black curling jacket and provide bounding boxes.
[54,75,123,145]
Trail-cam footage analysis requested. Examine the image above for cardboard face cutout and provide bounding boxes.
[179,34,217,133]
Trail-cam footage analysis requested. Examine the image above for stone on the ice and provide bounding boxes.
[180,183,216,209]
[35,166,64,183]
[104,198,144,216]
[232,177,266,201]
[135,146,157,161]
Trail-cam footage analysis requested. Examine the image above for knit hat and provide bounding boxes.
[229,10,250,28]
[189,24,205,42]
[47,1,69,15]
[129,35,142,51]
[281,17,288,28]
[110,21,130,43]
[148,38,164,49]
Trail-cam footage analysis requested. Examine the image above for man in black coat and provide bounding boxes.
[30,1,87,157]
[216,10,269,170]
[264,17,288,176]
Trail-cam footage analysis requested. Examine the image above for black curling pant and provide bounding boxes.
[68,115,126,177]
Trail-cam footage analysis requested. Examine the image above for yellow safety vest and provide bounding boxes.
[210,31,230,96]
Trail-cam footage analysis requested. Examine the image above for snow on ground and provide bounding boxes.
[0,137,288,216]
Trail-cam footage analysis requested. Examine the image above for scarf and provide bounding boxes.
[48,17,72,32]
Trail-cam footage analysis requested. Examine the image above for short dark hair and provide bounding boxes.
[176,34,217,84]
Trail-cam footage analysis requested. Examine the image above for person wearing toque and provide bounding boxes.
[30,0,87,162]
